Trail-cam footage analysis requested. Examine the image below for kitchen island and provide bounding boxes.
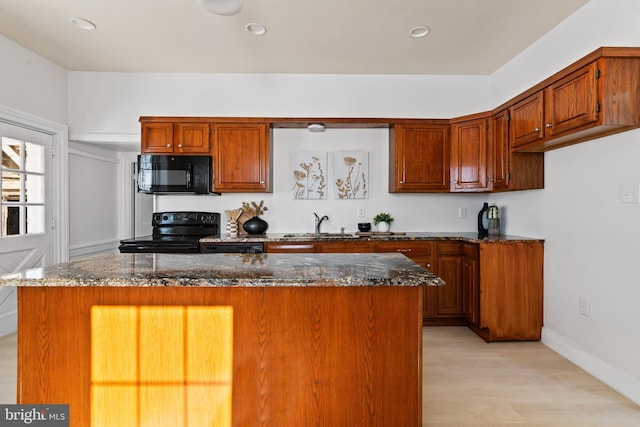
[3,252,441,427]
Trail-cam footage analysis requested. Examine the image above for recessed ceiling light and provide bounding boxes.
[245,23,267,36]
[69,17,96,31]
[409,26,431,38]
[200,0,244,16]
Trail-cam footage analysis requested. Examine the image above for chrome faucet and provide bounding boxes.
[314,213,329,234]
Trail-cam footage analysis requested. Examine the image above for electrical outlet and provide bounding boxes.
[357,207,365,218]
[458,208,467,219]
[579,297,590,317]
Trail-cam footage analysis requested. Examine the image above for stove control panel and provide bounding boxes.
[152,211,220,226]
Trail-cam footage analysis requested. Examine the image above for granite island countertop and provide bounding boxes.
[0,252,443,288]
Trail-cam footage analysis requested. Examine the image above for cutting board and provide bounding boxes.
[355,231,406,236]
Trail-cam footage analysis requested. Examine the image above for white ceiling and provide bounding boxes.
[0,0,590,75]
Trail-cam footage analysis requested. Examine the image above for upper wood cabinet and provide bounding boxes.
[510,91,545,149]
[450,114,490,192]
[507,48,640,152]
[490,109,510,190]
[389,123,450,192]
[141,122,210,154]
[490,109,544,192]
[211,123,272,192]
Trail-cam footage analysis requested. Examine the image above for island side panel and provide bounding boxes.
[18,285,423,427]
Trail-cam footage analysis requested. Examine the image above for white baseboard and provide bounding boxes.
[69,239,120,260]
[542,326,640,406]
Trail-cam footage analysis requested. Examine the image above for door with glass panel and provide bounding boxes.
[0,122,53,335]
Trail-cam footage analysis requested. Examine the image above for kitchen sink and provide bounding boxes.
[282,232,356,239]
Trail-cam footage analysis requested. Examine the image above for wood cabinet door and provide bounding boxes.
[212,123,271,192]
[462,243,479,325]
[451,116,490,192]
[174,123,210,154]
[544,61,599,138]
[141,122,174,153]
[510,91,545,148]
[490,109,510,190]
[435,242,463,317]
[389,124,450,192]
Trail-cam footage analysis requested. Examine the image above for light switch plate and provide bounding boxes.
[622,184,640,203]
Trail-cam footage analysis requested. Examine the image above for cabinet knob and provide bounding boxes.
[399,181,404,184]
[166,144,171,147]
[545,123,553,128]
[178,144,183,148]
[261,180,265,184]
[534,127,540,132]
[426,263,431,268]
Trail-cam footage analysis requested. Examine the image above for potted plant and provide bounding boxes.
[373,212,394,232]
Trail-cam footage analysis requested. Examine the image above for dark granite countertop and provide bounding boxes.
[0,252,443,288]
[200,231,544,244]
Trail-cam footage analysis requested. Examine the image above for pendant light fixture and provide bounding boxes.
[199,0,244,16]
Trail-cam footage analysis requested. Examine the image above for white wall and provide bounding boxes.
[489,0,640,404]
[68,141,121,259]
[0,35,68,124]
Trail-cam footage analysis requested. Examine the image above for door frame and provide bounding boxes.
[0,105,69,264]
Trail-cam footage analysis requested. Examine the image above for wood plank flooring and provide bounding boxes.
[1,327,639,425]
[423,326,640,426]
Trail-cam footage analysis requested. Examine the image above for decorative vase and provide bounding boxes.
[243,216,268,235]
[377,221,390,232]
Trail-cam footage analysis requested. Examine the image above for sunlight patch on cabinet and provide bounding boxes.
[90,305,233,427]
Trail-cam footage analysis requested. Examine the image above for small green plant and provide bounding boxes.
[373,212,394,225]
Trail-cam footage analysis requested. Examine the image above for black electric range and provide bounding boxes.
[118,211,220,253]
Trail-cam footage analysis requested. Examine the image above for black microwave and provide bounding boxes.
[137,155,212,194]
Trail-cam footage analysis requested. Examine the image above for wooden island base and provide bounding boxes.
[18,285,424,426]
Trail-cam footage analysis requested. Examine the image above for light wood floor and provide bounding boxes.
[423,326,640,426]
[1,327,639,425]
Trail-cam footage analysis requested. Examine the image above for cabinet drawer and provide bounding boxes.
[462,242,478,259]
[437,241,462,255]
[264,242,316,253]
[372,240,433,255]
[318,241,371,253]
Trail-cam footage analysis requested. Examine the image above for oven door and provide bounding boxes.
[137,155,211,194]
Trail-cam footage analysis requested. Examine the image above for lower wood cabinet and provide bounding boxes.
[265,237,544,340]
[466,241,544,342]
[424,241,465,325]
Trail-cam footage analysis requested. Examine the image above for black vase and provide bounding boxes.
[243,216,268,235]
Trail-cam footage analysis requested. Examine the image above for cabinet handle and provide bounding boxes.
[397,248,412,253]
[178,144,183,148]
[166,144,171,147]
[399,180,404,184]
[261,180,265,184]
[534,127,540,132]
[545,123,553,128]
[426,263,431,268]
